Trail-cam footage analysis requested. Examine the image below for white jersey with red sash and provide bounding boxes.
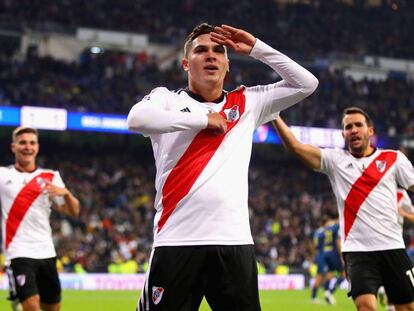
[319,148,414,252]
[128,39,318,247]
[0,166,65,261]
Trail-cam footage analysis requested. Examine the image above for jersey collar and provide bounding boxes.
[183,87,227,104]
[14,165,38,173]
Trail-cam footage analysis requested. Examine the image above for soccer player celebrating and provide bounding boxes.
[127,23,318,310]
[273,109,414,311]
[0,127,80,311]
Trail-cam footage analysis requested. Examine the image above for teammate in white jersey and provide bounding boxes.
[0,127,80,311]
[127,23,318,311]
[272,108,414,311]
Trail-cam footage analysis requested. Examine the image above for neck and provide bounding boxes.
[350,145,376,158]
[15,162,36,173]
[188,82,223,102]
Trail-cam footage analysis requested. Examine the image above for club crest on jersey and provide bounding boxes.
[375,160,387,173]
[223,105,240,122]
[152,286,164,305]
[17,274,26,286]
[36,177,46,188]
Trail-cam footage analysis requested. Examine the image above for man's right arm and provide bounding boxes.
[127,88,228,135]
[272,116,321,170]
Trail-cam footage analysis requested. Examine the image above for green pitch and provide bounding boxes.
[0,289,384,310]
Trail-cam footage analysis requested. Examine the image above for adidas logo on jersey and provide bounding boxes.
[180,107,191,113]
[345,163,354,169]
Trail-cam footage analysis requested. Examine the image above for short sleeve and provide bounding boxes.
[318,148,338,175]
[395,151,414,190]
[52,171,66,188]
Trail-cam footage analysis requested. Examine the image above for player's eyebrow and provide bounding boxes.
[193,44,225,54]
[193,45,208,53]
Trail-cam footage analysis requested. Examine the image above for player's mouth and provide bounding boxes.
[350,136,361,144]
[204,65,218,73]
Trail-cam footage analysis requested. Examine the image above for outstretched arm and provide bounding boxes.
[213,24,318,125]
[272,116,321,170]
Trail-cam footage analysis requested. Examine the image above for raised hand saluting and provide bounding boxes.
[210,24,256,55]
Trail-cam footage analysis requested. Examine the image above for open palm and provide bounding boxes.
[210,24,256,55]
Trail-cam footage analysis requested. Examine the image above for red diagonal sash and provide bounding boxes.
[157,89,246,233]
[397,190,403,204]
[343,151,397,240]
[5,172,54,249]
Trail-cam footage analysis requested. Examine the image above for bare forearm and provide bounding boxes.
[62,191,80,217]
[404,214,414,224]
[272,117,321,170]
[272,117,301,153]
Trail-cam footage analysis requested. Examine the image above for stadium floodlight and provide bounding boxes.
[90,46,104,54]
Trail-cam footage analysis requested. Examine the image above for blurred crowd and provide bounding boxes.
[1,1,414,137]
[1,0,413,59]
[1,49,413,138]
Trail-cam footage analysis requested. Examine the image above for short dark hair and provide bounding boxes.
[183,23,216,58]
[342,107,373,128]
[12,126,38,142]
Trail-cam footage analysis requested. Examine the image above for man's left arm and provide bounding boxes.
[45,181,80,217]
[212,25,318,123]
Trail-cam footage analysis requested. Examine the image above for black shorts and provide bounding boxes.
[7,257,61,304]
[343,249,414,304]
[137,245,261,311]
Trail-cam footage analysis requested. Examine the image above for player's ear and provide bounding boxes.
[182,58,189,72]
[368,126,375,137]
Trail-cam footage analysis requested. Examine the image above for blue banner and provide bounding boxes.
[0,106,20,126]
[0,105,395,149]
[67,112,131,133]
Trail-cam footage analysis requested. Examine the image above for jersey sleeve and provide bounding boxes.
[51,171,66,206]
[399,189,414,213]
[127,87,208,136]
[245,39,319,127]
[52,171,65,188]
[0,167,6,195]
[318,147,337,175]
[395,151,414,190]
